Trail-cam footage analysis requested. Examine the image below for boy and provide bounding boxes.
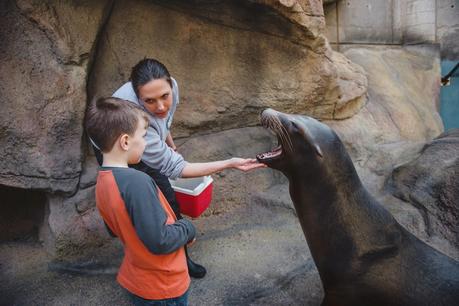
[85,97,196,305]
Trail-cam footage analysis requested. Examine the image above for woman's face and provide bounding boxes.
[138,78,173,119]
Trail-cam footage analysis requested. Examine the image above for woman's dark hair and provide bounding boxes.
[130,58,172,97]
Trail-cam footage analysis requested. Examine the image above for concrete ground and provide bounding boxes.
[0,184,324,306]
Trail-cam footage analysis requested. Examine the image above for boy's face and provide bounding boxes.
[138,78,173,119]
[128,117,148,164]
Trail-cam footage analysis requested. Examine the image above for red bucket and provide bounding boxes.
[169,176,213,218]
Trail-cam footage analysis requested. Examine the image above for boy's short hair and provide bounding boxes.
[85,97,149,152]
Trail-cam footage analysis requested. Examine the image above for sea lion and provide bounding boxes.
[256,108,459,306]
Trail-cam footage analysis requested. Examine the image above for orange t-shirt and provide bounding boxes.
[95,168,194,299]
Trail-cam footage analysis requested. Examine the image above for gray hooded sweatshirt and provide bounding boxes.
[112,78,187,179]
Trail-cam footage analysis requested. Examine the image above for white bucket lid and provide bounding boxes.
[169,175,213,196]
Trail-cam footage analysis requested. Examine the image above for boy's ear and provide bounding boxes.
[119,134,130,151]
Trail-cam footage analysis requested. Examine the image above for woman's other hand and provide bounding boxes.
[166,132,177,151]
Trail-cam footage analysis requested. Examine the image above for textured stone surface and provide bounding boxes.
[0,0,368,258]
[255,0,325,40]
[323,1,337,43]
[437,0,459,59]
[324,0,459,60]
[320,50,367,119]
[337,0,396,44]
[402,0,436,43]
[386,129,459,252]
[89,0,367,139]
[321,45,459,258]
[0,1,458,304]
[47,187,110,258]
[0,0,365,195]
[327,45,443,196]
[0,0,109,193]
[1,0,454,271]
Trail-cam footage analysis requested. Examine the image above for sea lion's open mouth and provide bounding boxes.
[256,109,289,164]
[256,144,283,162]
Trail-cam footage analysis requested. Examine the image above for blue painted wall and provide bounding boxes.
[440,61,459,130]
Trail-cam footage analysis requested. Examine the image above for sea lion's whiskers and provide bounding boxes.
[273,118,293,152]
[263,113,293,152]
[271,119,292,152]
[279,123,293,152]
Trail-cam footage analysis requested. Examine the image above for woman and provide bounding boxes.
[110,58,265,279]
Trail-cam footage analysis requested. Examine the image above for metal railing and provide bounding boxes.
[441,62,459,86]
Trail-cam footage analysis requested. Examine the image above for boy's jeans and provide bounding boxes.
[128,289,189,306]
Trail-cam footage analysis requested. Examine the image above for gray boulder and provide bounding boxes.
[386,129,459,253]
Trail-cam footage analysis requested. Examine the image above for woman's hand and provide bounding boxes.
[166,132,177,151]
[229,158,267,171]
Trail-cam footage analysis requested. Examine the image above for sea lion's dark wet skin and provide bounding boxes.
[257,109,459,306]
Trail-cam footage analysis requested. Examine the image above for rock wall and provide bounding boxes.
[328,45,443,188]
[0,0,110,193]
[89,0,366,138]
[387,129,459,252]
[1,0,455,261]
[321,44,458,258]
[0,0,368,257]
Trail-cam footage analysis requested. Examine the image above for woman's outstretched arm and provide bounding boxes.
[180,158,266,178]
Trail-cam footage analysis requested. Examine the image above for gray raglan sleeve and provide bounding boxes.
[121,171,196,254]
[141,126,187,179]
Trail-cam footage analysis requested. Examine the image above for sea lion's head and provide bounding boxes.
[256,108,351,182]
